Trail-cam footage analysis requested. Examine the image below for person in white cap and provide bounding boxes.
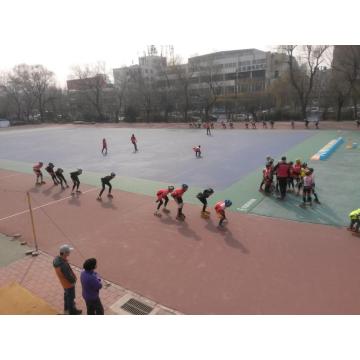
[53,244,82,315]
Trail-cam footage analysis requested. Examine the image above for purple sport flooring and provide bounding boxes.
[0,127,314,189]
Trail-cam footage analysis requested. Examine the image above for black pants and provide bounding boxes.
[71,176,80,191]
[174,197,183,215]
[197,195,207,212]
[303,186,312,203]
[156,196,169,210]
[278,177,287,198]
[48,172,59,185]
[195,150,201,158]
[132,142,138,152]
[99,180,112,197]
[350,218,360,232]
[86,298,104,315]
[312,184,319,202]
[64,286,76,314]
[287,177,294,190]
[206,128,211,135]
[56,173,68,187]
[34,170,43,183]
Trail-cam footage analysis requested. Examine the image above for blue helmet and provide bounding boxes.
[224,200,232,207]
[182,184,188,190]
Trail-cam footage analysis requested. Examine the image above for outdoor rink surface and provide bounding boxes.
[1,124,360,314]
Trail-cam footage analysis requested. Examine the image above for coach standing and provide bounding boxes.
[274,156,290,200]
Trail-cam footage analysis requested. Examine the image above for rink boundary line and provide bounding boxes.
[0,188,97,222]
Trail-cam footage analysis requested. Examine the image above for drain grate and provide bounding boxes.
[121,298,153,315]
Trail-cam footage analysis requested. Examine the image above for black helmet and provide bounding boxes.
[182,184,188,190]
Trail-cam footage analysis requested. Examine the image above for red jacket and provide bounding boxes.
[157,189,170,199]
[276,162,289,178]
[171,188,186,198]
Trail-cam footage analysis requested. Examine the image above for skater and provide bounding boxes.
[308,168,320,204]
[101,138,107,155]
[70,169,82,195]
[287,161,295,192]
[315,119,319,129]
[229,121,234,129]
[55,168,69,189]
[305,118,309,128]
[260,163,273,194]
[293,159,302,196]
[97,172,116,200]
[251,119,257,129]
[131,134,138,152]
[291,120,295,129]
[154,185,174,216]
[347,208,360,234]
[193,145,201,158]
[214,200,232,228]
[222,121,227,129]
[206,122,211,136]
[210,122,214,129]
[262,120,267,129]
[171,184,189,220]
[33,162,45,185]
[196,188,214,216]
[270,119,275,129]
[274,156,289,200]
[45,162,59,185]
[300,169,313,207]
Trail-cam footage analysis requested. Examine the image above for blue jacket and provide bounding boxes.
[80,270,102,302]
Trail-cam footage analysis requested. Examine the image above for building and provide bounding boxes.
[67,74,110,91]
[187,49,288,97]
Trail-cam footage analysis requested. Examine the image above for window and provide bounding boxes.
[225,73,236,81]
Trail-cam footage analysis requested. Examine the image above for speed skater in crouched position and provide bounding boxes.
[33,162,45,185]
[196,188,214,217]
[55,168,69,189]
[193,145,201,158]
[70,169,82,195]
[97,172,116,200]
[347,208,360,236]
[45,162,59,186]
[154,185,174,216]
[171,184,189,220]
[214,200,232,228]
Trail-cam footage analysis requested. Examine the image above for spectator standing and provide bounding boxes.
[80,258,104,315]
[53,244,82,315]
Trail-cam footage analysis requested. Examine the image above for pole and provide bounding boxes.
[26,192,39,255]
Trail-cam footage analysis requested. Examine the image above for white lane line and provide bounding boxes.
[0,174,22,180]
[0,188,97,222]
[237,198,257,212]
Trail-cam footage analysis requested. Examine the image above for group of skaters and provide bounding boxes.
[154,184,232,228]
[101,134,138,155]
[259,155,320,207]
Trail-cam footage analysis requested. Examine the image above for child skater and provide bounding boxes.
[55,168,69,189]
[70,169,83,195]
[33,162,45,185]
[97,172,116,200]
[101,138,107,155]
[45,162,59,186]
[193,145,201,158]
[154,185,174,216]
[214,200,232,228]
[171,184,189,220]
[131,134,138,152]
[196,188,214,217]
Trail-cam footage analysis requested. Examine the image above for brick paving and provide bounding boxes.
[0,250,180,315]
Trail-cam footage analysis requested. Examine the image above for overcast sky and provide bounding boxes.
[0,0,357,86]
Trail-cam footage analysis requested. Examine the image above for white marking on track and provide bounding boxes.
[0,188,97,222]
[237,198,257,212]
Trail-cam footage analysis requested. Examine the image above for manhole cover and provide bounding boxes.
[121,298,153,315]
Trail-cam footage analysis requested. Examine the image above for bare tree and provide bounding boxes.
[70,62,109,121]
[280,45,330,119]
